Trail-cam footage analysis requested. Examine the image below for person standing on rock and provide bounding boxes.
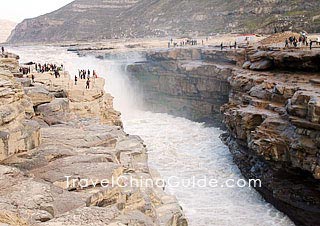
[93,70,98,78]
[220,42,223,50]
[54,69,60,78]
[285,38,289,48]
[31,74,35,83]
[75,75,78,85]
[1,46,4,54]
[86,78,90,89]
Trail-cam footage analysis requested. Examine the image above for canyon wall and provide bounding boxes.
[127,48,232,125]
[0,54,187,226]
[128,47,320,226]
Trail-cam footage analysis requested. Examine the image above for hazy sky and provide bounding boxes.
[1,0,74,22]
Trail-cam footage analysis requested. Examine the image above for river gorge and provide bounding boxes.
[4,45,298,225]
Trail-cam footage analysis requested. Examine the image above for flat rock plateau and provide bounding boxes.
[0,51,187,226]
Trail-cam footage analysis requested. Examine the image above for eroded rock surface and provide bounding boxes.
[127,48,231,126]
[128,47,320,226]
[0,57,40,160]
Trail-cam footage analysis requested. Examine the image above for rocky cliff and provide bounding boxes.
[7,0,320,43]
[127,48,232,125]
[127,47,320,226]
[0,54,187,226]
[0,55,40,160]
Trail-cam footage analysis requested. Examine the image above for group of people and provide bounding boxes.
[36,63,63,78]
[19,67,31,75]
[168,38,208,48]
[74,69,98,89]
[285,35,318,50]
[220,42,237,50]
[35,63,63,74]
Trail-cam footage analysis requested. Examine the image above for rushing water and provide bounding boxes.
[8,46,294,226]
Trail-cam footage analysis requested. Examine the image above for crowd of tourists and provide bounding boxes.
[168,38,208,48]
[74,69,98,89]
[220,41,237,50]
[285,33,320,50]
[35,63,63,74]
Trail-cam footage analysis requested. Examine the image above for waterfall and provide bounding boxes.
[7,45,294,226]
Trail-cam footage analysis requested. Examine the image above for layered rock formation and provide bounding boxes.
[127,47,320,226]
[7,0,320,43]
[0,54,187,225]
[127,48,231,125]
[0,56,40,161]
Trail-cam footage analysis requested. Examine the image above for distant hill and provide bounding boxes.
[7,0,320,43]
[0,20,17,43]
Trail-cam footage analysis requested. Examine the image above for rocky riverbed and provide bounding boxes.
[0,53,187,226]
[128,47,320,226]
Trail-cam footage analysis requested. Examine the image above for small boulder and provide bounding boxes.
[242,61,251,69]
[249,60,273,71]
[15,77,31,87]
[24,86,54,107]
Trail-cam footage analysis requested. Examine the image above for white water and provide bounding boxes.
[8,46,294,226]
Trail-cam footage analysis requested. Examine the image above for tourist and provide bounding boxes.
[86,78,90,89]
[1,46,4,54]
[88,69,90,77]
[234,41,237,49]
[93,70,98,78]
[74,75,78,85]
[310,41,312,50]
[289,37,293,45]
[54,69,60,78]
[220,42,223,50]
[285,39,289,48]
[31,74,35,83]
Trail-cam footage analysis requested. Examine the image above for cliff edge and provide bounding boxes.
[0,53,187,226]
